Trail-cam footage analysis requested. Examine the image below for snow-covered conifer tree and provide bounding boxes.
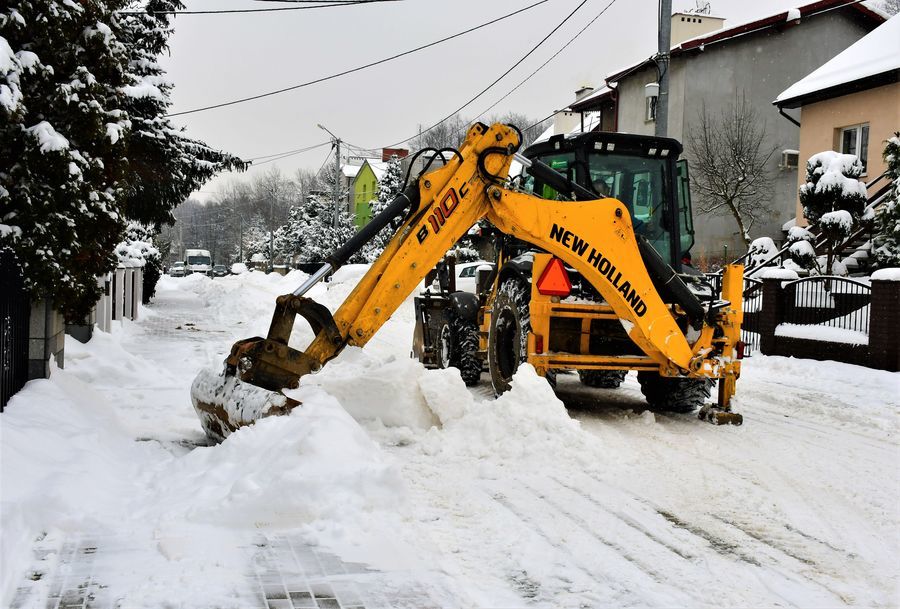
[363,156,404,262]
[0,1,245,321]
[873,133,900,268]
[799,151,867,275]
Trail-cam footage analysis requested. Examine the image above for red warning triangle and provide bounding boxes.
[536,257,571,297]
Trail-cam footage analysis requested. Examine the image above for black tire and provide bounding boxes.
[637,372,714,413]
[488,277,555,394]
[578,369,626,389]
[450,314,482,386]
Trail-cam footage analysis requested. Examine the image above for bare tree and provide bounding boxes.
[687,96,778,248]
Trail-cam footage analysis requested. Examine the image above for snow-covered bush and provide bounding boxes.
[788,240,817,271]
[873,133,900,268]
[799,151,867,274]
[0,1,245,321]
[115,223,162,303]
[747,236,778,268]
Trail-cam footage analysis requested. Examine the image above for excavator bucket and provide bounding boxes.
[190,293,342,441]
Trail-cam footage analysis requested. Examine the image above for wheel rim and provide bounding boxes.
[438,324,452,369]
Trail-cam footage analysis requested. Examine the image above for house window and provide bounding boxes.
[840,123,869,174]
[645,95,657,122]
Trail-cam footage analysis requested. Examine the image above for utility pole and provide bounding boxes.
[318,124,342,229]
[333,137,341,228]
[656,0,672,138]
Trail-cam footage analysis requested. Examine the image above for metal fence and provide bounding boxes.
[704,273,763,354]
[782,276,870,334]
[1,248,30,411]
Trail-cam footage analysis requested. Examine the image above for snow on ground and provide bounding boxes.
[2,269,899,608]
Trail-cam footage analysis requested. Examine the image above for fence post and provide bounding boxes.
[114,267,125,321]
[134,268,143,320]
[869,277,900,372]
[124,268,134,321]
[759,278,784,355]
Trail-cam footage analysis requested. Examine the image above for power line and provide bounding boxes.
[383,0,590,148]
[247,141,331,162]
[119,0,400,16]
[468,0,620,128]
[165,0,551,117]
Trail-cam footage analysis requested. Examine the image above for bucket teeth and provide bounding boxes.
[190,366,300,443]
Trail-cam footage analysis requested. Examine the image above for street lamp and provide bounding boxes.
[318,123,342,228]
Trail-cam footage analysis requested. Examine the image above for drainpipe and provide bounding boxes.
[778,106,801,128]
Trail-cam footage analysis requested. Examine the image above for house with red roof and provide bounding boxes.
[562,0,886,262]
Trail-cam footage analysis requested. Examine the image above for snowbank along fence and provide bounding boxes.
[757,274,899,371]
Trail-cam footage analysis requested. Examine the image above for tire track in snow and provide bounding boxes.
[485,484,671,607]
[546,475,697,561]
[486,478,703,607]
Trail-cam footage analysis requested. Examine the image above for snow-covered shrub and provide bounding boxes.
[747,236,778,268]
[115,223,162,303]
[788,240,817,271]
[873,133,900,268]
[799,152,867,224]
[0,1,245,321]
[799,151,867,275]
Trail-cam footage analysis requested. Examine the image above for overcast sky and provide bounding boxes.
[160,0,821,201]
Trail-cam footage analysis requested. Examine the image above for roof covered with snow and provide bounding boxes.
[341,164,362,179]
[775,14,900,107]
[605,0,885,85]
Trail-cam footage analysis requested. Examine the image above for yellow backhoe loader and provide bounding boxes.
[191,123,744,442]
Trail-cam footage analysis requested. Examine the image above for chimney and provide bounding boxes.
[670,10,725,45]
[574,86,594,101]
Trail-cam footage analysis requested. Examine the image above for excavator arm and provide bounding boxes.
[192,123,742,441]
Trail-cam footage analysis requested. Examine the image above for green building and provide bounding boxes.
[351,159,388,228]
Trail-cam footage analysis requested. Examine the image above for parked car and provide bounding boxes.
[169,261,188,277]
[424,260,494,294]
[211,264,229,278]
[454,260,494,293]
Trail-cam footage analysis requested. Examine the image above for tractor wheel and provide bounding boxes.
[637,372,714,413]
[450,314,482,386]
[578,369,627,389]
[488,277,555,395]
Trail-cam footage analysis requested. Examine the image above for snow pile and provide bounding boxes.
[163,385,404,527]
[801,151,867,199]
[230,262,248,274]
[775,323,868,345]
[420,365,586,461]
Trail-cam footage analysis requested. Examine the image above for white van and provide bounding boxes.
[185,249,212,276]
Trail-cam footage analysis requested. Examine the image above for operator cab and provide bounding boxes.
[519,132,695,272]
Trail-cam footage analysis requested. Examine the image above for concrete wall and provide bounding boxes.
[794,82,900,223]
[614,10,874,259]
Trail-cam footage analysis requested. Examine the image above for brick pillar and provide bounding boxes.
[869,279,900,371]
[759,278,784,356]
